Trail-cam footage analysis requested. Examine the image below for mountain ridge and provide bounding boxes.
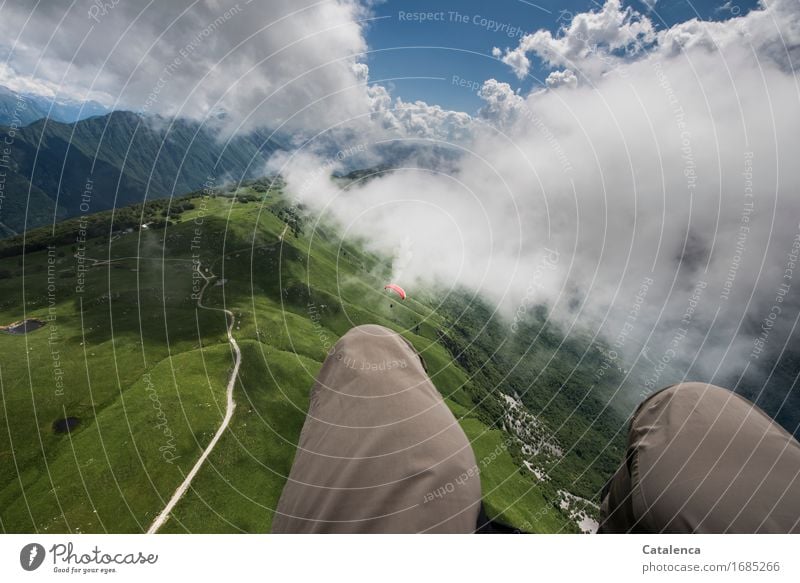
[0,110,286,236]
[0,84,109,126]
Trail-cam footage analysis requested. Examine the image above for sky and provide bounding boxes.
[364,0,762,112]
[0,0,762,118]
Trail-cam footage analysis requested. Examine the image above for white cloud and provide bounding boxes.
[496,0,799,84]
[658,0,800,70]
[476,79,526,128]
[0,62,112,103]
[364,80,473,142]
[545,69,578,89]
[499,0,656,79]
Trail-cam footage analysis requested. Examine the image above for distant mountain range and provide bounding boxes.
[0,85,109,126]
[0,110,286,236]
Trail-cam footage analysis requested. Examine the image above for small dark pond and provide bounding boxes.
[2,319,45,334]
[53,417,81,434]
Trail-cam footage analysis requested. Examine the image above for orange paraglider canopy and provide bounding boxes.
[384,283,407,300]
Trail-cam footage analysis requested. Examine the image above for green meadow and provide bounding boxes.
[0,184,621,533]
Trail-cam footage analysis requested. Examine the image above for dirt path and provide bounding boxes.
[146,264,241,534]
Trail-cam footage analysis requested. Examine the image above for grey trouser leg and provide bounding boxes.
[271,325,481,533]
[599,382,800,533]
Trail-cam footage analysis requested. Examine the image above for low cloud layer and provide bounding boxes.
[276,0,800,407]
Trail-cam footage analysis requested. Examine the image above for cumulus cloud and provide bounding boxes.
[496,0,656,80]
[365,81,473,142]
[476,79,526,129]
[658,0,800,70]
[545,69,578,89]
[495,0,799,85]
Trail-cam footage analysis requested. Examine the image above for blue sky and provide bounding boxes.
[364,0,761,113]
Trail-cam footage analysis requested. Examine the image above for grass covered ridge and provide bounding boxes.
[0,182,623,533]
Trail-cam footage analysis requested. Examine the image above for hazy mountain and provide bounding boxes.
[0,111,285,235]
[0,85,51,127]
[0,85,109,126]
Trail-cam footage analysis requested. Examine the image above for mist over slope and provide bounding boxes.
[272,0,800,430]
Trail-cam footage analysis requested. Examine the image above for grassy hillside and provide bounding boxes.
[0,181,625,533]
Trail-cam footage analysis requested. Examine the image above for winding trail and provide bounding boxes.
[147,265,241,534]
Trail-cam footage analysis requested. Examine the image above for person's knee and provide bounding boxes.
[339,324,395,342]
[333,324,426,371]
[634,382,732,422]
[333,324,401,355]
[602,381,800,533]
[658,381,731,401]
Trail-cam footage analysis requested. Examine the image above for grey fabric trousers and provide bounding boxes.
[271,324,482,533]
[599,382,800,533]
[273,325,800,533]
